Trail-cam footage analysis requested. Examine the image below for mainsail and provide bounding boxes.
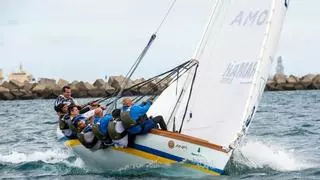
[149,0,288,147]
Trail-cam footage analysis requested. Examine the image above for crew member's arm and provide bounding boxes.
[132,101,152,118]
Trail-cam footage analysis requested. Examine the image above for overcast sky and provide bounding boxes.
[0,0,318,83]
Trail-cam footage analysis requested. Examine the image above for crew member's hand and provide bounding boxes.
[91,102,100,106]
[147,100,153,105]
[142,101,152,105]
[100,105,107,110]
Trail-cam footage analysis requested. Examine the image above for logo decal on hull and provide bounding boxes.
[168,140,175,149]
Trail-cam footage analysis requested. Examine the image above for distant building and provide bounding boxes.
[38,78,56,85]
[8,64,33,83]
[0,69,3,83]
[276,56,284,74]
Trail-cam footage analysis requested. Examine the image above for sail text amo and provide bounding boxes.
[230,10,269,26]
[220,61,257,84]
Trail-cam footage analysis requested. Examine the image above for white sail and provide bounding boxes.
[60,0,289,176]
[175,0,288,146]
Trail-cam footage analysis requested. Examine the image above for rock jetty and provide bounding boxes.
[265,73,320,91]
[0,76,169,100]
[0,73,319,100]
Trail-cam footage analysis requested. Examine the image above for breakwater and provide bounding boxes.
[0,75,168,100]
[0,73,319,100]
[266,73,320,91]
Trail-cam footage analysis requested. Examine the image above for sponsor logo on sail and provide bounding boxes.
[230,10,269,26]
[221,61,257,83]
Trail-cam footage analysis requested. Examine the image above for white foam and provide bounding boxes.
[0,149,85,168]
[63,157,86,168]
[0,149,68,164]
[233,140,315,171]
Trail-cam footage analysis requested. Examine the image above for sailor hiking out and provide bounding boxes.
[107,109,129,148]
[69,104,110,150]
[121,97,167,135]
[57,101,77,139]
[54,86,77,115]
[57,96,168,150]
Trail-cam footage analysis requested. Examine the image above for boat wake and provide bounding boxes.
[0,149,207,178]
[1,139,317,178]
[225,139,316,175]
[0,149,84,168]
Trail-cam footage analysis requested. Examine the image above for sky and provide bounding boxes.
[0,0,319,83]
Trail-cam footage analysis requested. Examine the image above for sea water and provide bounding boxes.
[0,90,319,179]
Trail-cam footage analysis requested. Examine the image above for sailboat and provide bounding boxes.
[60,0,289,176]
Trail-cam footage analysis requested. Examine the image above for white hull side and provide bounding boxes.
[62,130,231,176]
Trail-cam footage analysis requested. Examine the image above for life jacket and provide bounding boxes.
[92,123,112,143]
[120,111,137,130]
[67,116,79,134]
[59,114,77,139]
[59,115,68,130]
[77,130,99,149]
[59,114,70,128]
[107,118,128,140]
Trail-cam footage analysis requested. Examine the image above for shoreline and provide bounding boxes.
[0,73,319,100]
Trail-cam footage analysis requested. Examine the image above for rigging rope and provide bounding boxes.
[97,60,195,112]
[165,61,198,126]
[116,34,156,98]
[179,61,199,133]
[87,0,178,108]
[129,60,197,103]
[155,0,177,34]
[113,0,178,104]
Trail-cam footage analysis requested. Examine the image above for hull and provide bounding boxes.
[61,129,232,176]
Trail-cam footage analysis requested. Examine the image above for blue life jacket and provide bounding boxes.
[128,101,152,121]
[91,114,113,143]
[122,101,152,134]
[98,114,113,135]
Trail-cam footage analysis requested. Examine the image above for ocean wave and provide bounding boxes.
[230,140,316,172]
[0,149,84,169]
[281,127,319,136]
